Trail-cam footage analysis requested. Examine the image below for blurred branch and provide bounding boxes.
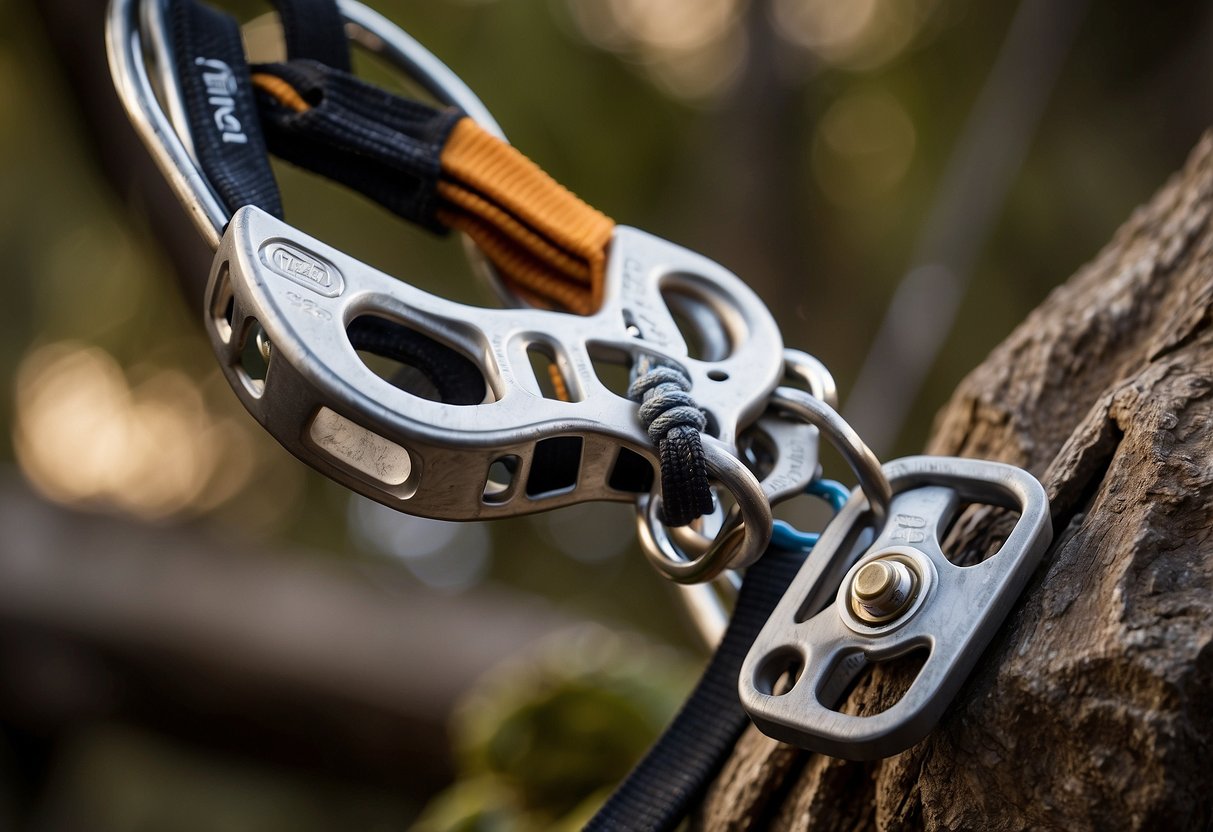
[843,0,1089,454]
[0,472,574,797]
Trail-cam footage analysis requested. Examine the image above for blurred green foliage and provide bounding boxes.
[414,628,695,831]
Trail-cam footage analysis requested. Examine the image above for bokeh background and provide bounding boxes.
[0,0,1209,828]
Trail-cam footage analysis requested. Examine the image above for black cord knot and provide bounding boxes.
[628,356,714,527]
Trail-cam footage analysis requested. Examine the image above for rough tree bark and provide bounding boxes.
[698,132,1213,830]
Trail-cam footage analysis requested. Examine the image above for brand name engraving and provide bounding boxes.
[274,247,330,287]
[195,57,247,144]
[261,241,344,298]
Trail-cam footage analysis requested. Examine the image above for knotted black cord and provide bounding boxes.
[628,355,714,527]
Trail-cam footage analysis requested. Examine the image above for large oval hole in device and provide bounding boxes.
[347,314,489,405]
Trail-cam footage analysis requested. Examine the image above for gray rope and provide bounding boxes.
[628,355,714,527]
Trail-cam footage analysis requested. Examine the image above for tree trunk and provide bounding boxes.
[697,132,1213,830]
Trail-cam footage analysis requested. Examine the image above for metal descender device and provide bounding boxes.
[108,0,1053,761]
[108,0,817,587]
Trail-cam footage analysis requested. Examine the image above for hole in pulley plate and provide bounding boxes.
[608,447,654,494]
[526,436,582,498]
[347,314,488,405]
[753,646,804,697]
[588,343,634,399]
[211,263,235,342]
[940,503,1021,566]
[821,647,930,716]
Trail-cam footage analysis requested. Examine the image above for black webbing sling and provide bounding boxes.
[584,548,805,831]
[168,0,282,217]
[268,0,350,73]
[253,59,464,234]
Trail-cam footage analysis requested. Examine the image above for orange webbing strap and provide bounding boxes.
[252,71,614,316]
[437,118,614,316]
[252,73,310,113]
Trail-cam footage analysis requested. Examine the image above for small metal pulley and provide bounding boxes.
[739,455,1052,760]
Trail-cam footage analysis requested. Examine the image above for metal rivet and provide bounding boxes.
[854,561,894,601]
[849,557,917,624]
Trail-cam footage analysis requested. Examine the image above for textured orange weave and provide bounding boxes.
[250,73,310,113]
[546,364,570,401]
[439,118,614,315]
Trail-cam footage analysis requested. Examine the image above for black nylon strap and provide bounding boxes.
[270,0,350,71]
[254,60,463,233]
[168,0,283,218]
[168,8,474,397]
[584,548,805,832]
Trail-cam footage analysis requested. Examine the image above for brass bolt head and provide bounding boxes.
[849,556,918,624]
[854,561,895,601]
